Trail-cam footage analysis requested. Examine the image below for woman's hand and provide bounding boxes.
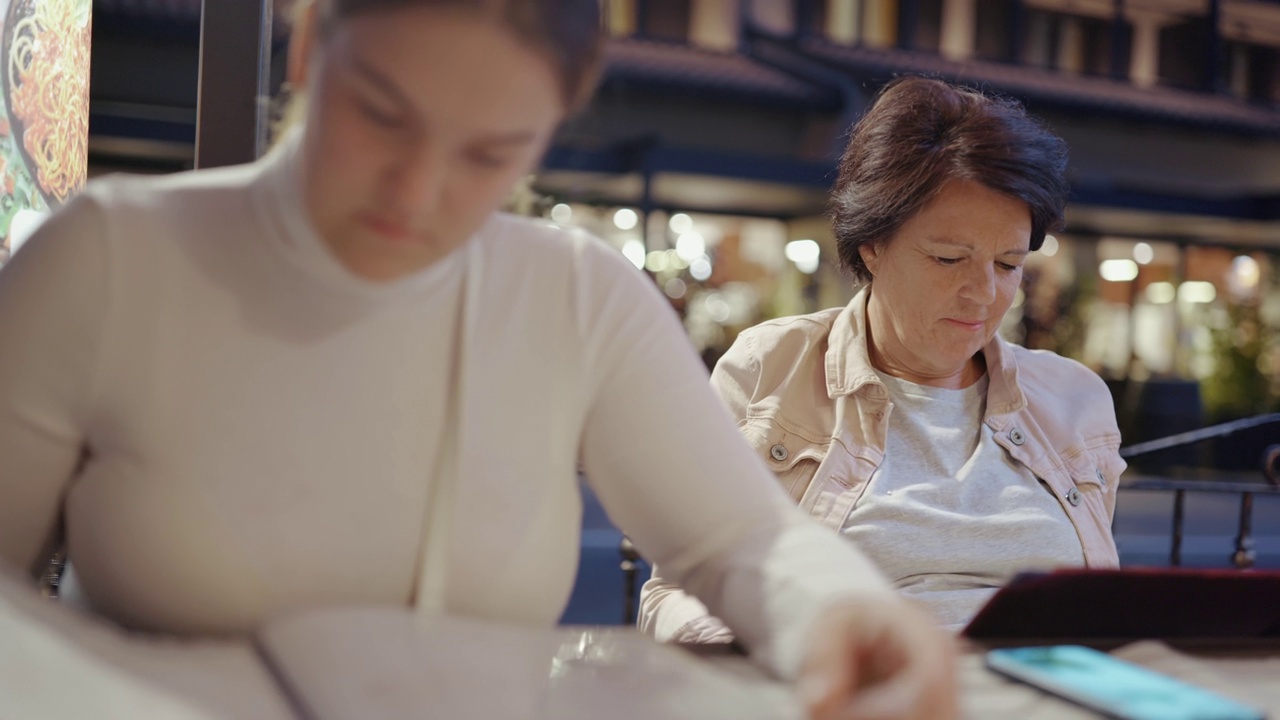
[797,596,958,720]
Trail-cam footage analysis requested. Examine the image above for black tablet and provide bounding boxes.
[962,568,1280,647]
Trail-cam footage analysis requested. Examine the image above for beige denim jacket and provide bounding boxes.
[639,287,1124,643]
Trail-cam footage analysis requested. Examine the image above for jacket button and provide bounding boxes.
[770,444,788,462]
[1009,428,1026,446]
[1066,488,1082,506]
[1096,469,1107,486]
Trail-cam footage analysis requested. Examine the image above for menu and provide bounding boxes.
[0,0,91,263]
[0,561,803,720]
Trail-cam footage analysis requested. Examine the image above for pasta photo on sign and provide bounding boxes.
[0,0,91,261]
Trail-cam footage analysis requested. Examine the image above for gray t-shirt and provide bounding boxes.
[840,371,1084,630]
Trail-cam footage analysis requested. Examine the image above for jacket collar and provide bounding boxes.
[824,285,1026,414]
[825,286,885,401]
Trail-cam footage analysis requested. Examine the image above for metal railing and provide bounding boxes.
[1118,413,1280,568]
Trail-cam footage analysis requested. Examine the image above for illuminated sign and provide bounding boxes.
[1,0,91,257]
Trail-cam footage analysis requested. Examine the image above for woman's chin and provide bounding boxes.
[326,231,449,282]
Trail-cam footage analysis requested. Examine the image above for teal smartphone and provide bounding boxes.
[985,645,1266,720]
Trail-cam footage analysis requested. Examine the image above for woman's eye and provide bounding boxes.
[935,256,961,266]
[997,262,1022,272]
[357,100,401,128]
[466,150,509,169]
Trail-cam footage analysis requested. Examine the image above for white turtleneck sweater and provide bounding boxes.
[0,132,891,679]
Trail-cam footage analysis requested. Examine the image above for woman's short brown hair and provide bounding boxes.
[831,76,1070,283]
[315,0,603,112]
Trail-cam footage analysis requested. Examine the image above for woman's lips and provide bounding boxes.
[361,214,414,242]
[945,318,985,331]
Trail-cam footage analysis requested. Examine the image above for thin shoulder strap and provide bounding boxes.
[412,246,481,620]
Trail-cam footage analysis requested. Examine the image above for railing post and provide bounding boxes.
[1170,489,1185,566]
[620,536,640,625]
[1232,492,1256,569]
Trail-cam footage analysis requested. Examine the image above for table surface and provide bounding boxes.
[4,565,1277,720]
[692,640,1280,719]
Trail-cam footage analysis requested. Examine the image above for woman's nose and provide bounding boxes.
[385,141,446,217]
[961,263,998,305]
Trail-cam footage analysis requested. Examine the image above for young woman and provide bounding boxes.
[0,2,954,718]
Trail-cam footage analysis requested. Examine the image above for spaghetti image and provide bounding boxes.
[6,0,91,204]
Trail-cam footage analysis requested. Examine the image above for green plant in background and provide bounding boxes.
[1201,300,1279,422]
[1051,270,1091,362]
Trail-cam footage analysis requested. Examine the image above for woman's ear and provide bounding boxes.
[858,242,880,277]
[287,0,320,88]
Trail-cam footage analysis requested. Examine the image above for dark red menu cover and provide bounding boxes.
[962,568,1280,645]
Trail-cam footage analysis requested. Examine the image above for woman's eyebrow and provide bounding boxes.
[924,237,972,251]
[346,56,539,147]
[925,237,1030,256]
[348,56,410,107]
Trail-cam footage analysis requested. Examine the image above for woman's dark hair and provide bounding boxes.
[831,76,1070,283]
[316,0,603,112]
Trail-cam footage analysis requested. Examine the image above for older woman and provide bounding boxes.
[640,77,1123,643]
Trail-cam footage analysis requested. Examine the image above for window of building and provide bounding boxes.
[1078,14,1127,77]
[906,0,944,53]
[1226,41,1280,104]
[802,0,833,40]
[973,0,1013,62]
[638,0,693,43]
[1158,15,1213,90]
[1021,8,1128,77]
[1022,8,1056,69]
[809,0,908,49]
[604,0,638,37]
[1220,0,1280,101]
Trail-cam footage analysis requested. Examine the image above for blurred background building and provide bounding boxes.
[72,0,1280,616]
[84,0,1280,425]
[556,0,1280,434]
